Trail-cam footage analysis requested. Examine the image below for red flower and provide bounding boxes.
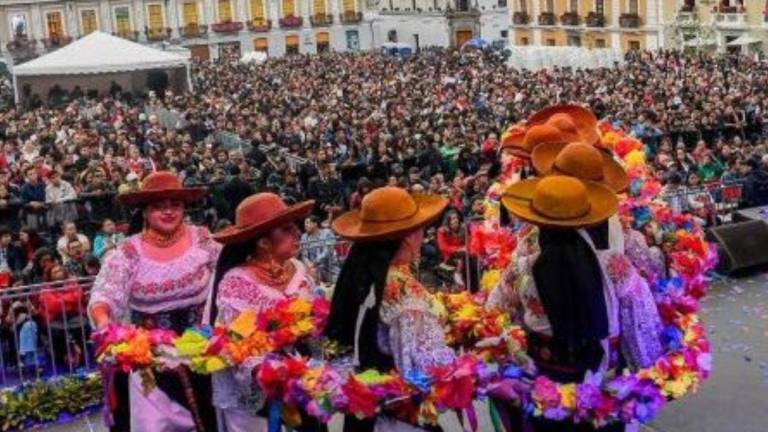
[342,376,379,418]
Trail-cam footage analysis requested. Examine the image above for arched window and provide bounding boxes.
[217,0,233,22]
[282,0,296,18]
[595,0,604,14]
[628,0,638,14]
[250,0,265,25]
[313,0,326,15]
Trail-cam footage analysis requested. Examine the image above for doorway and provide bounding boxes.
[456,30,473,47]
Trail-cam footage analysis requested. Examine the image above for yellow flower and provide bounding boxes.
[481,269,501,293]
[625,150,645,169]
[291,319,314,336]
[560,384,577,410]
[229,310,257,338]
[287,299,312,316]
[205,356,227,373]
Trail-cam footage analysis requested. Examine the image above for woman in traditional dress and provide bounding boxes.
[492,175,663,432]
[326,186,454,432]
[206,193,323,432]
[88,171,221,432]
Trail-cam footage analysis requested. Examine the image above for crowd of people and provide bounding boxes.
[1,47,768,381]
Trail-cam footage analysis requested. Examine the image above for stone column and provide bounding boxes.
[531,0,540,45]
[168,0,180,37]
[100,0,113,34]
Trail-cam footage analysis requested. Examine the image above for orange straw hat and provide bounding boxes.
[512,124,574,159]
[501,175,618,229]
[213,193,315,244]
[332,186,448,242]
[117,171,207,207]
[531,141,630,193]
[528,104,600,145]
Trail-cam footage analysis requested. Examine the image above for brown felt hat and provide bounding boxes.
[117,171,207,207]
[512,124,575,159]
[528,105,600,146]
[213,193,315,244]
[332,186,448,241]
[531,141,630,193]
[500,126,527,154]
[501,175,618,229]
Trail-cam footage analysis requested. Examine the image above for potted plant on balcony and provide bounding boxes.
[212,21,244,33]
[512,11,529,25]
[340,11,362,24]
[279,14,303,28]
[538,11,556,26]
[310,13,333,26]
[247,19,271,32]
[586,11,605,27]
[619,13,640,28]
[560,11,580,26]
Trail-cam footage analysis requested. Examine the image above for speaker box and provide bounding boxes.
[707,220,768,273]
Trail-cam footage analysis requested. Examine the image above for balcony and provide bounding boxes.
[310,13,334,27]
[619,13,641,28]
[146,27,172,41]
[340,11,363,24]
[113,30,139,41]
[446,7,480,18]
[538,12,556,26]
[180,24,208,38]
[714,8,747,29]
[676,10,696,27]
[42,35,73,49]
[586,12,605,27]
[512,11,529,25]
[279,15,303,29]
[247,19,271,32]
[6,35,37,62]
[211,21,244,33]
[560,11,580,26]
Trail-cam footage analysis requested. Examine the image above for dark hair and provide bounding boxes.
[208,239,253,323]
[324,240,401,350]
[0,225,11,238]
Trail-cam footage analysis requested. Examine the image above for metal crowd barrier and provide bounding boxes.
[659,181,744,224]
[0,278,95,389]
[0,238,348,389]
[0,232,486,390]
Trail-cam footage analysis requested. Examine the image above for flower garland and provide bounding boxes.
[0,372,102,431]
[95,296,330,375]
[91,124,715,429]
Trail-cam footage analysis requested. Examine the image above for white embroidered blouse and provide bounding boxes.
[87,226,221,324]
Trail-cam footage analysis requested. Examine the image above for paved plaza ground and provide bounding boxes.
[47,274,768,432]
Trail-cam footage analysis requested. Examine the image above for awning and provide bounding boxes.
[13,31,187,76]
[286,35,299,46]
[254,37,268,50]
[316,32,329,43]
[727,34,761,46]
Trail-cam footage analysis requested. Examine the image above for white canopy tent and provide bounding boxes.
[726,34,761,47]
[12,31,191,103]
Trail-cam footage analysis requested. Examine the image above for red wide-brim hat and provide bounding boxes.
[117,171,207,207]
[213,193,315,244]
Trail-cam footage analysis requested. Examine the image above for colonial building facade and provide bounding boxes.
[663,0,768,53]
[0,0,509,63]
[0,0,371,62]
[372,0,509,49]
[508,0,664,53]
